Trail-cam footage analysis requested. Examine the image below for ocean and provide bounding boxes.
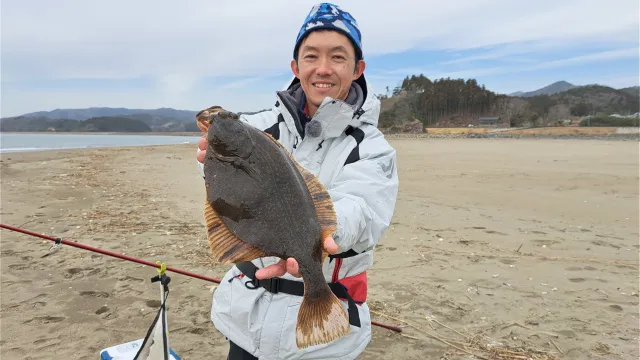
[0,133,202,153]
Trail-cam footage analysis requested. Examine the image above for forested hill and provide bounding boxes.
[0,116,157,133]
[0,108,268,133]
[378,75,639,130]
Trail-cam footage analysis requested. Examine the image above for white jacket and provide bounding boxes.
[198,74,399,359]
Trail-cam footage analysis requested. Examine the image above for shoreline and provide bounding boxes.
[0,131,202,136]
[3,126,640,139]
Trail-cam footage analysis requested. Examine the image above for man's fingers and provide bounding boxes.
[198,136,208,151]
[197,136,208,163]
[255,260,286,279]
[197,150,206,164]
[286,258,301,277]
[323,235,339,254]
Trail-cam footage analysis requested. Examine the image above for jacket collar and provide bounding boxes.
[274,74,379,140]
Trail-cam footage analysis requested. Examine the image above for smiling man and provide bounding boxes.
[196,3,399,359]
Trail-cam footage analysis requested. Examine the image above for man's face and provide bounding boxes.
[291,30,366,115]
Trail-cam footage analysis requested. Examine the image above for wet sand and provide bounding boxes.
[1,138,638,359]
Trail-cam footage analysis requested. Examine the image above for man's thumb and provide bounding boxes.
[323,235,338,254]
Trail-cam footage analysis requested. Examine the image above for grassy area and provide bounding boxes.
[425,127,490,134]
[499,127,620,135]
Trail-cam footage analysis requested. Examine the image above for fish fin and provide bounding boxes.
[204,199,265,263]
[195,105,223,133]
[261,131,284,148]
[196,105,239,133]
[296,284,350,348]
[300,169,337,237]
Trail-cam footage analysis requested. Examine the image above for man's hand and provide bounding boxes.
[255,234,338,280]
[197,135,207,164]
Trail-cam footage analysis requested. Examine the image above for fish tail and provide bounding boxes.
[296,264,350,349]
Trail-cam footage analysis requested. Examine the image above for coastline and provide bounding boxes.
[0,131,202,136]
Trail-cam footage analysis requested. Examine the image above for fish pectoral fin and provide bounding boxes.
[214,153,260,180]
[204,200,265,263]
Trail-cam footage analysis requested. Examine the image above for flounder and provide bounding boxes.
[196,106,351,348]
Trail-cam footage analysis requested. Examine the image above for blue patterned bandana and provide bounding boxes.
[294,3,363,60]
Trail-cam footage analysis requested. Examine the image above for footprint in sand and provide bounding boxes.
[565,266,583,271]
[591,239,621,249]
[116,284,144,296]
[8,263,30,270]
[32,338,60,350]
[64,267,84,279]
[33,301,47,309]
[531,239,561,246]
[569,278,586,283]
[484,230,507,235]
[24,316,66,325]
[79,290,110,298]
[145,300,162,308]
[187,327,207,335]
[608,304,623,312]
[118,275,145,283]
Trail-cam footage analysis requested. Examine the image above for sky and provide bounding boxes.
[1,0,639,117]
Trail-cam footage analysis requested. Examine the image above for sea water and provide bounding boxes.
[0,133,202,153]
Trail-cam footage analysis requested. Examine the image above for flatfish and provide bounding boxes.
[196,106,350,348]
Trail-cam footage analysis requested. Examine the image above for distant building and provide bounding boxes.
[478,116,502,127]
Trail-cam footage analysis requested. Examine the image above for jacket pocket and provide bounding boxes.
[212,266,270,353]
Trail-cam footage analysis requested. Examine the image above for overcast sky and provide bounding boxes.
[1,0,638,117]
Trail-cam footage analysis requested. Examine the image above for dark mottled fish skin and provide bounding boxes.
[204,114,322,264]
[198,106,350,348]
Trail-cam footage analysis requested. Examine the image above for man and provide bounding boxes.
[196,3,399,359]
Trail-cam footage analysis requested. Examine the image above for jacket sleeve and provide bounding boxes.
[197,109,279,178]
[327,131,399,254]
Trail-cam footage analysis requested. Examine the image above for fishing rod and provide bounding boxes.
[0,223,402,334]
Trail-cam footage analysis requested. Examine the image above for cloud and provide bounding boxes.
[393,47,640,79]
[1,0,639,116]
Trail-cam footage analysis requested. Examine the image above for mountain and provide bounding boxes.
[18,107,198,122]
[619,86,640,98]
[509,81,578,97]
[378,75,639,131]
[0,106,270,133]
[0,116,154,133]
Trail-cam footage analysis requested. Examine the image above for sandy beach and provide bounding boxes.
[1,138,638,359]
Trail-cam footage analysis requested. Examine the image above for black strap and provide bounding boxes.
[328,249,361,262]
[235,262,361,328]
